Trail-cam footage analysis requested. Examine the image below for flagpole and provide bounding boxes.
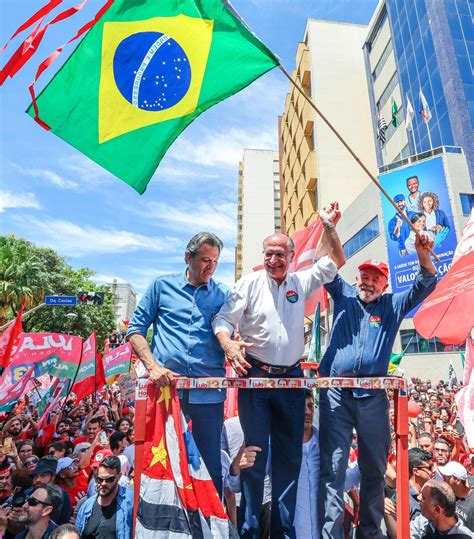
[426,123,433,153]
[409,128,417,156]
[278,65,440,262]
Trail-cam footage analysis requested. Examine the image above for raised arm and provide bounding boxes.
[315,201,345,269]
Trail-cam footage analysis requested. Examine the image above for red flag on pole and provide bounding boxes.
[0,298,26,369]
[71,332,105,401]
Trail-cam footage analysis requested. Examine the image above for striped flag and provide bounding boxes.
[419,90,432,123]
[136,383,238,538]
[376,112,388,145]
[405,95,415,131]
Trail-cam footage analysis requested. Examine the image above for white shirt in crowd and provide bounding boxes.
[294,426,320,539]
[213,256,337,367]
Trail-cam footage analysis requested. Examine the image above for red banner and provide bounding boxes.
[0,299,25,369]
[71,332,105,401]
[103,342,132,378]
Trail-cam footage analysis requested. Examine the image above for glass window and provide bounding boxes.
[400,329,465,354]
[460,193,474,215]
[373,40,393,79]
[343,216,380,259]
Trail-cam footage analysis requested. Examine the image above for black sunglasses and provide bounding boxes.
[25,458,39,466]
[27,497,52,507]
[97,476,116,484]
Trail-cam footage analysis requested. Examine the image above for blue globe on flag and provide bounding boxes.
[113,31,192,111]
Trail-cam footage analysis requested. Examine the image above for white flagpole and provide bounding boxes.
[410,127,417,156]
[426,122,433,152]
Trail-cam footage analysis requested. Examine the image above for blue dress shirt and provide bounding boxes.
[319,267,436,397]
[127,271,230,403]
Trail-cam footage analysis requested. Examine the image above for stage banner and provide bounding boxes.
[104,342,132,378]
[379,157,457,316]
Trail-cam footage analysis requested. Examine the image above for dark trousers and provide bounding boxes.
[318,389,390,539]
[180,391,224,498]
[237,364,305,539]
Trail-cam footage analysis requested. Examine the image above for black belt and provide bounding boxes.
[247,355,300,375]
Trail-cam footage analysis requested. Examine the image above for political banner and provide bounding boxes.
[103,342,132,378]
[5,333,83,380]
[379,157,457,316]
[117,373,136,403]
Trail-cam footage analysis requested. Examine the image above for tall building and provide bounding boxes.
[280,20,378,235]
[108,280,137,325]
[235,149,280,279]
[364,0,474,183]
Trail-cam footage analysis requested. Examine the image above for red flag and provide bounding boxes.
[37,378,69,446]
[136,383,235,537]
[0,299,25,369]
[0,364,35,410]
[71,332,105,401]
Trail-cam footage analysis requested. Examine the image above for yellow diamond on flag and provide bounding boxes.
[98,14,214,143]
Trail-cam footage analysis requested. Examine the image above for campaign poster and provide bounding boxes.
[379,157,457,317]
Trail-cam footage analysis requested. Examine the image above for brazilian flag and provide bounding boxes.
[27,0,279,193]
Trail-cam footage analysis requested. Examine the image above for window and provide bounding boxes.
[372,40,393,80]
[343,216,380,259]
[460,193,474,215]
[400,329,465,354]
[376,73,399,110]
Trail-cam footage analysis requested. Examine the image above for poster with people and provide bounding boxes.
[379,157,457,316]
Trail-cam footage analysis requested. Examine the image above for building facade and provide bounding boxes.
[280,19,378,235]
[364,0,474,184]
[235,149,280,280]
[108,280,137,326]
[334,149,471,379]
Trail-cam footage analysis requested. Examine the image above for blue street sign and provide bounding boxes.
[44,296,78,306]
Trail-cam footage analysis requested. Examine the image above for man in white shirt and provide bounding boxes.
[294,390,320,538]
[213,202,345,539]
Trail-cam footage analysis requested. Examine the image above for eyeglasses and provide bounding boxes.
[416,465,433,473]
[263,251,288,259]
[96,476,116,484]
[27,497,52,507]
[25,458,39,466]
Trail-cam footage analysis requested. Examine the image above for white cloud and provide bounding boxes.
[153,165,220,183]
[167,127,277,167]
[58,154,115,187]
[0,191,40,212]
[141,201,237,242]
[12,162,80,190]
[13,216,179,257]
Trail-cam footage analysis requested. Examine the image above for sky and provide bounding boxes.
[0,0,378,298]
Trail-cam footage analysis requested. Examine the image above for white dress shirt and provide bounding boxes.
[213,256,337,366]
[294,427,320,538]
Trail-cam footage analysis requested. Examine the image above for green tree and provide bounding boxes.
[0,234,116,348]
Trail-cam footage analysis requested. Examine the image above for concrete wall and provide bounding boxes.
[306,20,378,212]
[240,149,279,276]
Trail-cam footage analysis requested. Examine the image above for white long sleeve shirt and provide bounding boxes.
[212,256,337,366]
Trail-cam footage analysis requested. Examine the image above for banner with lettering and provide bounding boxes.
[6,333,84,381]
[104,342,132,379]
[0,364,35,412]
[379,157,457,317]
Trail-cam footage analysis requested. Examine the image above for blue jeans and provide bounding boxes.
[180,391,224,497]
[237,364,305,539]
[318,389,390,539]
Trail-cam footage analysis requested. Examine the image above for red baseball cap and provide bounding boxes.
[91,449,113,468]
[358,259,389,278]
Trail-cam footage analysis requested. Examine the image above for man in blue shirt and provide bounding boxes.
[127,232,229,495]
[387,194,414,255]
[318,232,437,539]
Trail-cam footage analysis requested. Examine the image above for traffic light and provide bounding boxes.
[78,291,104,305]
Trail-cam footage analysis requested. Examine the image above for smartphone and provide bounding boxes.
[99,431,108,445]
[3,437,13,452]
[436,419,444,429]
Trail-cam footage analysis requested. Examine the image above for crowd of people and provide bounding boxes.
[0,376,471,538]
[0,210,472,538]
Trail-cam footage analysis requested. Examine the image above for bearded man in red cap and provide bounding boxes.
[318,232,437,539]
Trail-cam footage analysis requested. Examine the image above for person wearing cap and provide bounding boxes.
[127,232,230,497]
[387,194,415,255]
[86,450,114,498]
[439,461,474,530]
[32,458,71,525]
[213,203,345,538]
[55,458,83,511]
[318,230,436,539]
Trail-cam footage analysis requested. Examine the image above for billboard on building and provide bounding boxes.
[379,157,457,316]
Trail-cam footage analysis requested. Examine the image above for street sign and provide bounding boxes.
[44,296,78,306]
